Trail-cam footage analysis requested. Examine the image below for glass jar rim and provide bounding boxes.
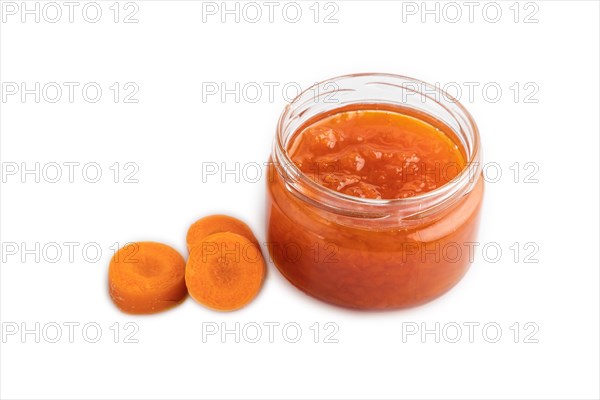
[273,72,482,220]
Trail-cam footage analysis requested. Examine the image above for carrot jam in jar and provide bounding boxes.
[266,74,484,309]
[288,107,466,200]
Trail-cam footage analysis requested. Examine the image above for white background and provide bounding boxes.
[1,1,599,399]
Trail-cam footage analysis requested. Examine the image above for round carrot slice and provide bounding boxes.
[185,232,265,311]
[186,214,259,252]
[109,242,187,314]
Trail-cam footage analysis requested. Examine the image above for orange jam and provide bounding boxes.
[267,74,483,310]
[288,107,466,200]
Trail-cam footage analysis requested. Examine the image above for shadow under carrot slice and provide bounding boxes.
[186,232,265,312]
[109,242,187,314]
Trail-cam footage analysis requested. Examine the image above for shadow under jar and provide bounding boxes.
[266,73,484,310]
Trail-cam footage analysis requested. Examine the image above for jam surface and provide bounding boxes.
[288,107,466,199]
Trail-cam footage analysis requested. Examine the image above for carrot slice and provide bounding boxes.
[109,242,187,314]
[185,232,265,311]
[186,214,259,252]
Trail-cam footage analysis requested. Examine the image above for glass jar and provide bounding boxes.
[266,73,484,309]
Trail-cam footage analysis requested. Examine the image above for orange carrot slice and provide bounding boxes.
[186,214,259,252]
[185,232,265,311]
[109,242,187,314]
